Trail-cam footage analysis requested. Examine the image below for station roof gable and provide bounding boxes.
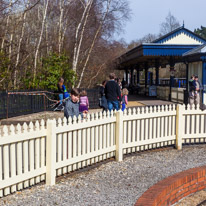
[116,27,206,69]
[153,26,206,45]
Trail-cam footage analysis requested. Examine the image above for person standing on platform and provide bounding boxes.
[105,73,122,111]
[194,75,203,105]
[99,80,108,112]
[121,88,129,111]
[189,75,196,106]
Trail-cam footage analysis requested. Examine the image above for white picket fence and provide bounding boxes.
[0,104,206,197]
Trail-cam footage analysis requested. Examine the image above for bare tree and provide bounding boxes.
[72,0,93,74]
[87,62,105,88]
[160,12,180,35]
[34,0,49,81]
[77,0,111,88]
[1,0,12,51]
[76,0,130,87]
[14,1,32,88]
[0,0,130,89]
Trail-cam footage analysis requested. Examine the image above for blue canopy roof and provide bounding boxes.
[183,44,206,56]
[117,27,206,69]
[142,44,199,56]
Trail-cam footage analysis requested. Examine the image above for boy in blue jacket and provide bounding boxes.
[64,88,80,118]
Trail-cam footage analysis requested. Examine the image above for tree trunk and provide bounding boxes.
[72,0,93,73]
[88,63,105,88]
[61,19,68,51]
[77,0,111,88]
[14,2,29,88]
[1,0,12,51]
[58,0,64,54]
[45,21,49,55]
[34,0,49,81]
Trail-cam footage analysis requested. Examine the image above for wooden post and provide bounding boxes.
[176,104,183,150]
[131,68,134,85]
[46,119,56,185]
[155,61,159,86]
[126,69,128,85]
[116,111,123,161]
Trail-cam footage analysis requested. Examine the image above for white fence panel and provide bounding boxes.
[122,105,177,153]
[55,111,116,174]
[2,103,206,198]
[171,88,185,103]
[0,122,47,197]
[181,104,206,143]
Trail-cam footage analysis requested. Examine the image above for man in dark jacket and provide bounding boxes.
[105,73,122,111]
[189,75,196,106]
[194,75,203,105]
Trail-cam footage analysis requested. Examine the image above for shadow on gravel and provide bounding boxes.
[197,200,206,206]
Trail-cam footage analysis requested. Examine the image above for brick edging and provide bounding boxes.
[135,165,206,206]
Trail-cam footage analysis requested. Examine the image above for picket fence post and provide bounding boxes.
[116,110,123,161]
[176,104,183,150]
[46,119,56,185]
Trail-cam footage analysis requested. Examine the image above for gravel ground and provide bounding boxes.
[1,145,206,206]
[175,189,206,206]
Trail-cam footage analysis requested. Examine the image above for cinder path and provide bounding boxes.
[128,94,172,106]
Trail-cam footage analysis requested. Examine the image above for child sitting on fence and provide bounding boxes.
[55,77,70,111]
[57,78,64,104]
[121,88,129,111]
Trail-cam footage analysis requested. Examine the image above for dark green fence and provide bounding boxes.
[0,88,100,119]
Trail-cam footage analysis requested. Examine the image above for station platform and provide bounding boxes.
[127,95,172,107]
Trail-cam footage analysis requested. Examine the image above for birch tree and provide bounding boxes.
[0,0,130,89]
[77,0,111,87]
[58,0,64,54]
[34,0,49,81]
[72,0,93,73]
[87,63,105,88]
[160,12,180,35]
[14,1,31,88]
[1,0,12,51]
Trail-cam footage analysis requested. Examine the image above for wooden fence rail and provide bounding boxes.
[1,104,206,197]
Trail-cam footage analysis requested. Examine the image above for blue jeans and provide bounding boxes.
[59,94,63,104]
[107,100,119,111]
[121,103,126,111]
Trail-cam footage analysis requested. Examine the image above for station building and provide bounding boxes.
[116,26,206,104]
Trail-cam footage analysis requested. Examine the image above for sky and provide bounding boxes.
[116,0,206,43]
